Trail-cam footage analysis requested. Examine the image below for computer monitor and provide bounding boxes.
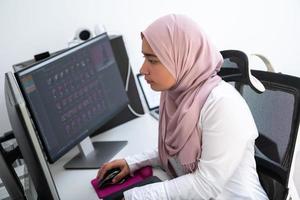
[12,33,129,169]
[5,72,59,199]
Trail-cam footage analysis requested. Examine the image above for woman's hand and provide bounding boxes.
[96,159,130,183]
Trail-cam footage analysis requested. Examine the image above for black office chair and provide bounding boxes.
[219,50,300,200]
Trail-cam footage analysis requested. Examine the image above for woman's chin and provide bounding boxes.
[150,84,160,91]
[150,85,165,92]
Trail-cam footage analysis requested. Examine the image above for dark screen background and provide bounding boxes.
[17,35,129,162]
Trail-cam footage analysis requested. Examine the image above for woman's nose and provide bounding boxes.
[140,61,148,75]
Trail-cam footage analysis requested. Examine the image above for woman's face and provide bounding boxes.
[140,38,176,91]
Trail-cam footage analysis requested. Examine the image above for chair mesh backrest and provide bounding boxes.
[219,50,299,171]
[240,84,295,167]
[220,51,300,198]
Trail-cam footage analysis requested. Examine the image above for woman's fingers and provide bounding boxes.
[97,162,113,180]
[96,159,127,180]
[112,168,129,183]
[96,163,105,179]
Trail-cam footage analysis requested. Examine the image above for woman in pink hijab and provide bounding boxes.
[97,14,268,199]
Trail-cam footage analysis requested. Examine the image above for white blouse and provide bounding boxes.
[123,81,269,200]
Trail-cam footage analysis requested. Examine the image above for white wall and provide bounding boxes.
[1,0,300,197]
[1,0,300,134]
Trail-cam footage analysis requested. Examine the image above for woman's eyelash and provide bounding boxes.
[143,56,158,64]
[149,59,157,63]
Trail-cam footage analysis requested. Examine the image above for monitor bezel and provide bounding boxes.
[4,72,60,199]
[14,33,128,163]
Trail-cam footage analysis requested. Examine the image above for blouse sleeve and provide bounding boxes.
[124,148,161,174]
[124,96,257,199]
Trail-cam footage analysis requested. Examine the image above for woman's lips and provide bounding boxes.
[145,79,153,84]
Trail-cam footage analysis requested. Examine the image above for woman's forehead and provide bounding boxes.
[142,38,156,56]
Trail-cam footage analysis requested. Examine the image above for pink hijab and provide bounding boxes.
[143,14,223,175]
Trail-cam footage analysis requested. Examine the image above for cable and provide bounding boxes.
[250,54,275,72]
[125,61,131,91]
[125,61,144,117]
[127,104,144,117]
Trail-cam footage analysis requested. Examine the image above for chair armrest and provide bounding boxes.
[255,146,288,186]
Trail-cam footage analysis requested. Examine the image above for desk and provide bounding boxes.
[49,114,160,200]
[49,113,300,200]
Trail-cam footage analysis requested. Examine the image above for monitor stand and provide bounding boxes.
[64,137,127,169]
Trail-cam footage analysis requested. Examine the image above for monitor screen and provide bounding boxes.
[137,74,160,110]
[15,33,129,163]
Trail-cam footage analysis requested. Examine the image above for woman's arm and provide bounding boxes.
[124,148,161,173]
[124,95,257,199]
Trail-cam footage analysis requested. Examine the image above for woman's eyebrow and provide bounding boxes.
[142,51,157,58]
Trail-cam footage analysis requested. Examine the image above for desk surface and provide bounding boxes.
[49,114,158,200]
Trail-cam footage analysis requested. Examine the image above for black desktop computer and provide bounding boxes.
[4,33,130,199]
[0,137,26,200]
[5,72,60,200]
